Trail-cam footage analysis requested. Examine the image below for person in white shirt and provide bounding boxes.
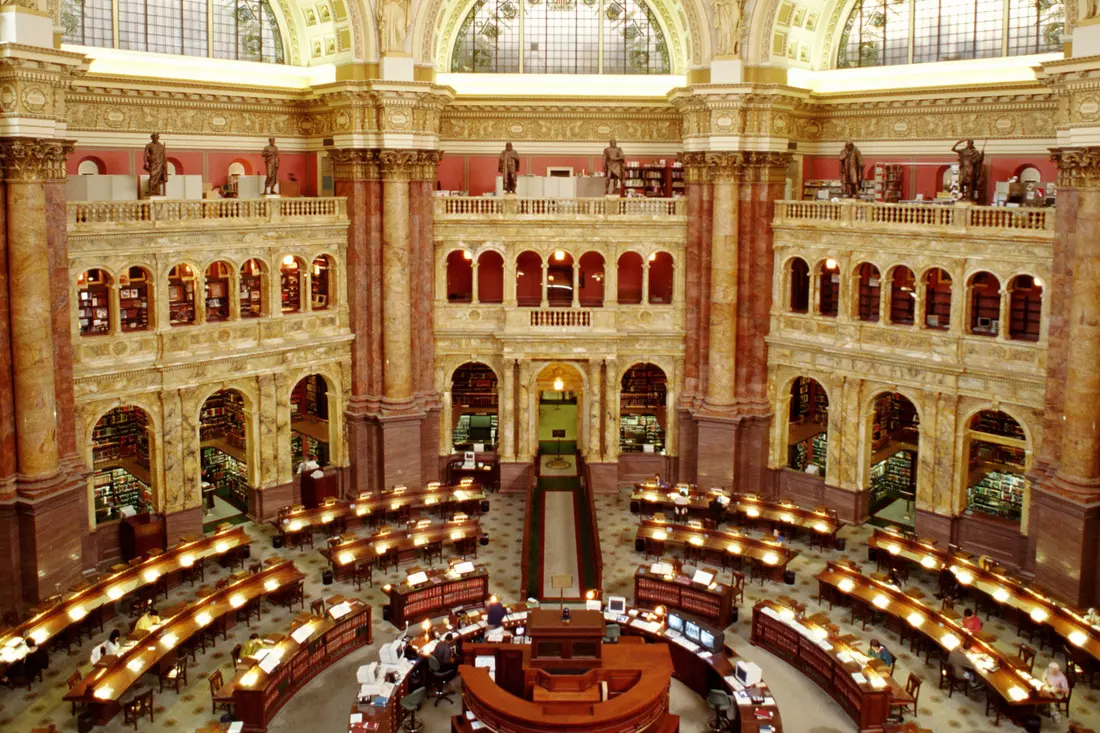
[1044,662,1070,722]
[103,629,121,656]
[672,492,690,521]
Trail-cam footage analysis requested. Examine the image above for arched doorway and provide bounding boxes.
[786,377,828,474]
[120,266,153,331]
[617,252,644,304]
[619,363,667,454]
[965,411,1027,522]
[200,389,250,521]
[311,255,334,310]
[547,249,575,307]
[240,258,268,318]
[578,252,605,307]
[647,252,674,304]
[535,363,584,458]
[868,392,920,527]
[291,374,332,470]
[451,362,498,451]
[516,250,543,306]
[167,263,197,326]
[204,261,233,322]
[446,250,474,302]
[91,406,154,525]
[77,268,112,336]
[280,256,305,313]
[477,251,504,304]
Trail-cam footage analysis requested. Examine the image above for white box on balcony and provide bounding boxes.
[233,175,271,199]
[67,174,138,201]
[139,174,203,200]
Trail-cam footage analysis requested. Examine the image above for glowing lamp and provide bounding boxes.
[954,569,974,586]
[1008,686,1028,702]
[553,377,564,391]
[356,506,369,516]
[993,588,1010,603]
[161,633,178,648]
[825,258,838,270]
[143,569,160,583]
[382,584,393,593]
[107,586,124,601]
[586,590,596,601]
[1030,607,1049,623]
[425,496,437,505]
[230,594,246,608]
[654,529,668,541]
[941,634,960,651]
[869,675,887,689]
[463,250,472,260]
[838,578,855,593]
[920,556,936,569]
[872,595,888,609]
[421,619,432,632]
[67,606,87,622]
[29,630,47,645]
[654,606,666,616]
[746,507,760,518]
[490,595,498,603]
[728,544,742,554]
[689,536,704,547]
[339,552,355,565]
[814,522,829,533]
[241,670,259,687]
[196,612,212,627]
[764,552,780,565]
[450,531,464,541]
[321,513,333,524]
[264,579,280,592]
[94,686,113,700]
[127,660,144,673]
[215,541,229,554]
[414,536,427,547]
[781,513,794,523]
[1034,277,1044,288]
[1069,630,1088,646]
[180,553,195,567]
[887,543,900,556]
[812,627,828,640]
[648,252,657,262]
[376,544,388,555]
[779,607,795,621]
[289,520,304,532]
[907,612,924,627]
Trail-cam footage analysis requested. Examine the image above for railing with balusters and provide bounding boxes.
[529,309,592,328]
[774,199,1053,234]
[434,195,685,218]
[68,197,347,227]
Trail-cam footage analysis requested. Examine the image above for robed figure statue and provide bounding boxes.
[951,139,985,203]
[499,142,520,194]
[262,137,280,195]
[603,138,625,194]
[839,141,864,198]
[144,133,167,197]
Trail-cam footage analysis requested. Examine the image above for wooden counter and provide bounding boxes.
[322,518,482,578]
[630,486,840,538]
[634,565,735,628]
[635,519,799,578]
[388,565,489,627]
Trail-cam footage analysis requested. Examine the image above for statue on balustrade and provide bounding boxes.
[262,137,280,195]
[499,142,520,194]
[952,139,985,203]
[838,141,864,198]
[604,138,625,195]
[143,133,167,197]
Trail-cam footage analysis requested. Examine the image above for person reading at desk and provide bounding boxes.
[948,639,979,688]
[1045,662,1069,723]
[242,633,267,659]
[869,639,895,667]
[134,607,161,633]
[486,598,507,628]
[91,629,122,664]
[672,491,690,522]
[962,608,983,634]
[1085,607,1100,627]
[433,633,456,670]
[0,637,38,686]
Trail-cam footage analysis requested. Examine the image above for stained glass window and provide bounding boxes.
[62,0,285,64]
[838,0,1063,69]
[450,0,670,74]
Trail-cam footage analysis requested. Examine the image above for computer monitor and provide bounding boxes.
[735,661,763,686]
[699,628,719,652]
[684,621,701,643]
[607,596,627,614]
[667,612,684,633]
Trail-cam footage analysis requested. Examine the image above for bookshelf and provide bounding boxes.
[388,569,490,627]
[803,179,841,200]
[967,471,1025,521]
[634,567,734,628]
[970,411,1025,440]
[93,466,152,525]
[874,164,903,203]
[819,267,840,316]
[201,445,249,510]
[451,363,498,449]
[92,405,153,525]
[789,377,827,424]
[889,270,916,325]
[924,269,952,330]
[92,406,150,465]
[200,391,247,451]
[77,269,111,336]
[311,256,330,310]
[855,264,880,322]
[621,364,667,411]
[453,414,497,449]
[205,261,231,322]
[622,162,645,197]
[1009,278,1041,341]
[620,414,664,453]
[281,258,302,313]
[240,259,264,319]
[871,393,918,452]
[969,273,1001,336]
[621,161,682,198]
[870,450,914,507]
[119,267,150,332]
[168,264,196,326]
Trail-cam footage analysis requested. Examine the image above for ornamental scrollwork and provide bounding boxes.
[0,137,74,181]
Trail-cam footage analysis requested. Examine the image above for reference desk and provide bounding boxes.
[223,600,372,733]
[0,525,251,676]
[65,560,304,725]
[869,528,1100,667]
[634,564,735,628]
[751,599,907,733]
[322,518,483,578]
[816,561,1056,714]
[387,565,489,627]
[635,519,799,579]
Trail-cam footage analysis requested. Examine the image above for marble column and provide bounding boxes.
[501,360,516,461]
[642,257,651,305]
[572,263,580,308]
[680,154,708,400]
[379,150,417,404]
[471,261,480,304]
[587,359,602,459]
[603,357,619,462]
[540,262,549,308]
[517,360,532,461]
[704,153,740,409]
[997,287,1011,341]
[441,391,453,455]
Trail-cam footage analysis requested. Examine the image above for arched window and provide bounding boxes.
[817,260,839,317]
[120,266,153,331]
[516,251,543,307]
[853,263,881,322]
[91,406,154,525]
[648,252,674,304]
[788,258,809,313]
[547,249,575,307]
[62,0,286,64]
[787,377,828,473]
[478,251,505,304]
[77,268,112,336]
[1008,274,1043,341]
[450,0,670,75]
[447,250,474,303]
[965,410,1027,522]
[888,266,916,325]
[311,255,333,310]
[578,252,605,307]
[280,256,305,313]
[617,252,644,304]
[968,272,1001,336]
[838,0,1064,69]
[168,263,197,326]
[240,259,267,318]
[923,268,952,330]
[204,261,233,322]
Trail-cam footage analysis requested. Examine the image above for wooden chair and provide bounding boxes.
[940,597,955,614]
[248,561,262,575]
[67,670,83,715]
[1017,643,1037,674]
[208,669,234,716]
[181,558,205,586]
[1063,643,1098,688]
[353,560,373,591]
[310,598,326,617]
[278,578,306,611]
[849,599,873,631]
[890,673,921,720]
[422,540,444,567]
[1053,668,1077,720]
[158,656,188,693]
[729,571,745,607]
[199,615,228,650]
[938,659,968,698]
[984,684,1011,726]
[231,644,242,667]
[235,598,261,627]
[122,688,155,729]
[128,596,151,619]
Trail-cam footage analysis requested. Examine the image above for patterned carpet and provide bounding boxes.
[1,489,1096,733]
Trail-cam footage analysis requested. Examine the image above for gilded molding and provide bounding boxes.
[379,149,421,180]
[413,149,445,181]
[1051,147,1100,189]
[329,148,381,181]
[0,137,74,181]
[440,101,682,144]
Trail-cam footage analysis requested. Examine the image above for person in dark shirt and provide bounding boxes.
[869,639,895,667]
[486,599,507,628]
[433,633,456,669]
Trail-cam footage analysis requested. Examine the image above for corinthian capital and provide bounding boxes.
[0,137,74,181]
[704,151,743,184]
[413,149,445,181]
[378,149,420,181]
[329,148,380,182]
[1051,147,1100,189]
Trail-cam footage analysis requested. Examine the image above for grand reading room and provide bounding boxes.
[2,1,1100,732]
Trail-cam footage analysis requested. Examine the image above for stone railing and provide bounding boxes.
[68,197,348,228]
[434,195,685,219]
[529,309,592,328]
[774,200,1054,234]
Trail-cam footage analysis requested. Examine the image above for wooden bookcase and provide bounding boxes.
[874,164,903,203]
[77,269,111,336]
[281,261,302,312]
[855,265,880,322]
[205,261,231,322]
[634,568,734,628]
[924,273,952,330]
[240,260,264,318]
[388,570,489,627]
[200,391,246,450]
[311,257,330,310]
[168,265,196,326]
[1009,289,1041,342]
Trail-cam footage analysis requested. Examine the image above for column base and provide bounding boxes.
[165,505,203,544]
[691,410,771,492]
[421,406,441,485]
[616,454,668,490]
[774,467,825,506]
[1030,477,1100,606]
[250,482,296,523]
[586,462,619,493]
[14,469,86,604]
[822,483,868,525]
[499,461,534,493]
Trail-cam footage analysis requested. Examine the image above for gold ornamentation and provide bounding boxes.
[413,149,444,181]
[379,149,420,180]
[1051,147,1100,189]
[329,148,381,181]
[0,137,74,181]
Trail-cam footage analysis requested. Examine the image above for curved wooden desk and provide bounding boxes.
[459,644,674,733]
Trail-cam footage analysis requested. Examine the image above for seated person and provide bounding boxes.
[90,630,122,665]
[672,491,690,521]
[1084,607,1100,627]
[486,598,507,628]
[868,639,894,667]
[708,496,725,525]
[936,566,959,600]
[962,608,983,634]
[1044,662,1070,723]
[134,607,161,633]
[242,633,267,659]
[947,640,978,686]
[90,642,109,665]
[433,633,456,669]
[1,638,38,686]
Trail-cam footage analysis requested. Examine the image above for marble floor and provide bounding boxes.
[1,488,1097,733]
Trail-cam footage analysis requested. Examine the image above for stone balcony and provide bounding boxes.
[434,195,686,220]
[68,197,348,230]
[774,199,1054,238]
[435,303,683,339]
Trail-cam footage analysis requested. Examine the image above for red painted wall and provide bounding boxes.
[617,252,644,304]
[438,156,466,192]
[477,251,504,303]
[802,154,1055,202]
[438,153,671,195]
[445,252,473,301]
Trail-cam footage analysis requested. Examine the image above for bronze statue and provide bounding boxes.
[603,138,625,194]
[498,142,520,194]
[839,141,864,198]
[262,137,280,195]
[952,139,985,203]
[143,133,167,197]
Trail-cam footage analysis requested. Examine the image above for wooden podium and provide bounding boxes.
[526,608,604,671]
